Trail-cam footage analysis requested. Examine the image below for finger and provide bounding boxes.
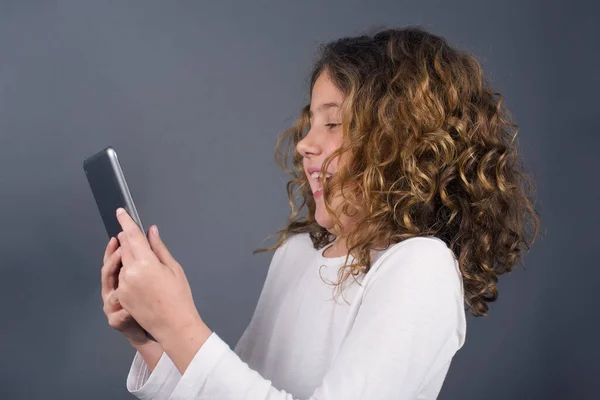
[116,208,154,259]
[103,237,118,264]
[107,307,134,330]
[109,289,120,304]
[118,231,135,266]
[101,248,122,302]
[148,225,177,267]
[103,290,123,314]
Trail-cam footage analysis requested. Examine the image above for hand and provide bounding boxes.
[114,208,203,343]
[101,236,148,345]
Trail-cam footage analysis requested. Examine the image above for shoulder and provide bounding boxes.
[274,232,314,257]
[361,237,467,350]
[365,236,462,295]
[266,232,315,274]
[380,236,456,267]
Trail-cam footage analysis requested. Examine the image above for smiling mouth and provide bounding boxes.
[309,174,332,196]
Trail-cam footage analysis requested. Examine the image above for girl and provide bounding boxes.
[101,27,539,399]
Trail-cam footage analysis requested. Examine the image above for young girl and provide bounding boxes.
[101,27,539,399]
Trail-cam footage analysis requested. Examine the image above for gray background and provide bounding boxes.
[0,0,598,398]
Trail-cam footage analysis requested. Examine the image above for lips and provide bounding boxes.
[305,167,333,196]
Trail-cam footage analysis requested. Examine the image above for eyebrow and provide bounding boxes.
[308,102,340,118]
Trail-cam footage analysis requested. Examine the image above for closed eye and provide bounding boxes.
[325,123,341,130]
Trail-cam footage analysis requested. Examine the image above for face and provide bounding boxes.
[296,71,350,235]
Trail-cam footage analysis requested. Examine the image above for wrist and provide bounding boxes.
[128,337,164,373]
[158,314,212,374]
[128,337,151,351]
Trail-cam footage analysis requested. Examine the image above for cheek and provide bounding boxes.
[332,132,344,151]
[324,139,343,169]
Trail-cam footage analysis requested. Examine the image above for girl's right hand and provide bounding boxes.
[101,236,148,345]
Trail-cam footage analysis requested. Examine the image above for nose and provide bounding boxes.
[296,128,320,159]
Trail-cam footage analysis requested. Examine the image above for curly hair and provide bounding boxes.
[254,27,540,317]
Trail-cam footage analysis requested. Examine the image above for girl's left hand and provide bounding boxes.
[113,207,202,343]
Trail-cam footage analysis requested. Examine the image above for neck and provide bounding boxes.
[324,238,349,258]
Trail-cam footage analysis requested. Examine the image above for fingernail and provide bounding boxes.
[152,225,159,236]
[116,208,125,216]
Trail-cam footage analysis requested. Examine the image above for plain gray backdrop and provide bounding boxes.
[1,0,598,398]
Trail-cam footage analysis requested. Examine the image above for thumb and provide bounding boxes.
[148,225,177,266]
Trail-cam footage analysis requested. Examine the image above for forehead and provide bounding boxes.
[310,72,344,116]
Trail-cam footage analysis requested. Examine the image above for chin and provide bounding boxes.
[315,213,334,232]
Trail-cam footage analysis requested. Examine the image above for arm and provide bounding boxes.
[130,339,164,372]
[164,238,465,399]
[127,343,183,400]
[126,233,292,399]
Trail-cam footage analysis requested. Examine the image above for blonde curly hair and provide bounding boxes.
[254,27,540,317]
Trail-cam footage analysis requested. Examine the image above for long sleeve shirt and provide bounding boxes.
[126,233,467,399]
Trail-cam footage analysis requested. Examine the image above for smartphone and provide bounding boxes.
[83,146,156,342]
[83,146,145,241]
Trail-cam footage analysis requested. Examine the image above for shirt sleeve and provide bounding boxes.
[167,237,466,400]
[126,350,182,399]
[125,235,293,399]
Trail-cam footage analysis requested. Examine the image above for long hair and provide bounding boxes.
[254,27,540,317]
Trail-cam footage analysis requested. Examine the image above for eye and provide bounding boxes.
[325,123,341,130]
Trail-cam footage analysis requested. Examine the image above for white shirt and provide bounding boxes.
[127,233,467,399]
